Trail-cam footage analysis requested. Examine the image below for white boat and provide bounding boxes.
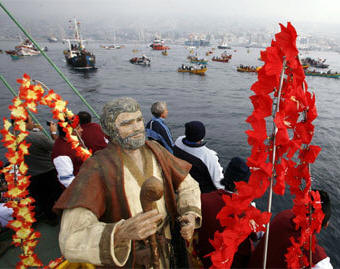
[48,36,58,43]
[129,55,151,66]
[15,39,40,56]
[217,39,231,50]
[100,44,121,50]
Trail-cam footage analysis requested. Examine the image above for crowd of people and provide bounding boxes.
[0,97,333,268]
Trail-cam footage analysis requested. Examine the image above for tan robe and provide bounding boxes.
[58,146,201,267]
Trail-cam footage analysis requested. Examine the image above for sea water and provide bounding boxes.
[0,40,340,267]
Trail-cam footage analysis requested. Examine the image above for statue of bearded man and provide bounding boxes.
[54,97,202,268]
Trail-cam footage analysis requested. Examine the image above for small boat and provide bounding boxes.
[178,65,207,75]
[48,36,58,43]
[63,18,96,70]
[150,38,169,50]
[305,70,340,78]
[212,52,232,63]
[100,44,124,50]
[162,50,168,56]
[301,57,329,68]
[188,56,208,65]
[129,55,151,66]
[206,50,213,56]
[237,65,260,73]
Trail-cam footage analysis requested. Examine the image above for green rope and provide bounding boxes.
[0,74,52,141]
[0,1,100,120]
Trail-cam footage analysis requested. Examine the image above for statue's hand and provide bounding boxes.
[114,209,162,242]
[178,213,196,241]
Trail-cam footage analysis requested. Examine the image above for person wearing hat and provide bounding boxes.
[173,121,224,193]
[192,157,256,268]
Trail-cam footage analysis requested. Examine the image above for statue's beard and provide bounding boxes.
[117,130,146,150]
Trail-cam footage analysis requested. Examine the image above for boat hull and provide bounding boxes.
[64,51,96,69]
[305,72,340,78]
[178,67,207,75]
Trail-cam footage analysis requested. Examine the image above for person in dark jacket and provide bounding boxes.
[173,121,223,193]
[145,101,174,153]
[193,157,257,268]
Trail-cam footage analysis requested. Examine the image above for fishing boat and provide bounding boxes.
[63,18,96,70]
[150,38,169,50]
[5,39,41,57]
[305,70,340,78]
[129,55,151,66]
[237,65,260,73]
[178,65,207,75]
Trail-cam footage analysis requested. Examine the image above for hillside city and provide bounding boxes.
[1,18,340,52]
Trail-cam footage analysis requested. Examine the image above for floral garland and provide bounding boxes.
[209,23,324,268]
[0,74,91,268]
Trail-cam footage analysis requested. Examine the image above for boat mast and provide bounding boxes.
[74,18,83,49]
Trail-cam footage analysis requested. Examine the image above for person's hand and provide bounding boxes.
[114,209,162,243]
[178,213,196,241]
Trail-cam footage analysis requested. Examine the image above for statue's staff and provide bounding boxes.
[140,176,164,269]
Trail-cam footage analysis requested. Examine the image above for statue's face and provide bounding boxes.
[114,110,145,150]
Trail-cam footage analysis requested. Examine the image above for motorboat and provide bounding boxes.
[5,39,41,57]
[212,52,232,62]
[237,65,260,73]
[178,64,207,75]
[150,38,169,50]
[63,18,96,70]
[301,57,329,68]
[187,56,208,65]
[129,55,151,66]
[305,70,340,78]
[100,44,124,50]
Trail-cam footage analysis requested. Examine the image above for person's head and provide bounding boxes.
[221,157,250,192]
[151,101,168,118]
[184,121,206,143]
[313,189,331,228]
[77,111,92,124]
[57,117,83,138]
[100,97,145,150]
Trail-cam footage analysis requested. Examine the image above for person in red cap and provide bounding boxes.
[174,121,224,193]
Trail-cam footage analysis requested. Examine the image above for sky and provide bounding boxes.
[1,0,340,35]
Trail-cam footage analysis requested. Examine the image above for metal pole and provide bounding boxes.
[0,74,52,140]
[263,59,286,269]
[0,1,100,120]
[302,83,313,268]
